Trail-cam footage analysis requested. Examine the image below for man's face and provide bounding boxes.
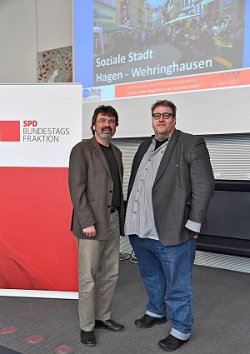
[152,105,176,139]
[93,113,117,141]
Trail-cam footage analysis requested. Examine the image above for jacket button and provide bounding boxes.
[109,190,112,193]
[107,205,111,208]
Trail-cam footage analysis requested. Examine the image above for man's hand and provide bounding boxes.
[82,225,96,238]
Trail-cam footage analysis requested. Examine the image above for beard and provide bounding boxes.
[97,127,113,140]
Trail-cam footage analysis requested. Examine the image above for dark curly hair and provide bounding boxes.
[91,105,119,135]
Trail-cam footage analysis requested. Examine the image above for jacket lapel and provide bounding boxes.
[154,130,180,185]
[90,137,112,178]
[130,138,152,187]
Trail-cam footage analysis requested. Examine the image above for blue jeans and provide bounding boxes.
[129,235,196,339]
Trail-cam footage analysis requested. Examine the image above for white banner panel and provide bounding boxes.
[0,84,82,167]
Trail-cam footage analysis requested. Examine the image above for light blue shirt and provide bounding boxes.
[125,139,168,239]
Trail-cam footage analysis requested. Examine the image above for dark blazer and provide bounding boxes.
[68,137,124,239]
[127,129,214,246]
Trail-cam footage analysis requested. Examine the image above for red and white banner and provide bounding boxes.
[0,84,82,291]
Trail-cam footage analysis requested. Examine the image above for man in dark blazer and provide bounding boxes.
[125,99,214,351]
[68,105,124,347]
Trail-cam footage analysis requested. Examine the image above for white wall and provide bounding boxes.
[0,0,72,83]
[0,0,37,83]
[37,0,72,52]
[82,85,250,138]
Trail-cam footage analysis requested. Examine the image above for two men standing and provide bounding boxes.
[68,100,214,351]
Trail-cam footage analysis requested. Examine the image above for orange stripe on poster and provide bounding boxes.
[115,69,250,98]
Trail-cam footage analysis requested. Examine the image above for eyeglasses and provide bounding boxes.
[152,112,174,120]
[96,118,116,124]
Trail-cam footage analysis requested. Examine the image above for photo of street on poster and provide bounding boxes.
[74,0,250,101]
[93,0,247,86]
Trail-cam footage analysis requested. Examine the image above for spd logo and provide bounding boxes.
[23,120,38,127]
[0,121,20,142]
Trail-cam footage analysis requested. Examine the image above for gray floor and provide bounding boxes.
[1,260,250,354]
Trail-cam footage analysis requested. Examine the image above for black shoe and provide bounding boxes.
[135,314,167,328]
[80,330,96,347]
[95,319,124,332]
[158,334,189,351]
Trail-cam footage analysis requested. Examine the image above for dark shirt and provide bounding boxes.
[99,143,121,209]
[154,137,169,150]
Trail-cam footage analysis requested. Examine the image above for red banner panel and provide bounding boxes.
[0,167,78,291]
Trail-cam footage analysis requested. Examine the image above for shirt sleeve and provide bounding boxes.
[185,219,201,233]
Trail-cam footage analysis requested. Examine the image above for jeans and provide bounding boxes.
[129,235,196,339]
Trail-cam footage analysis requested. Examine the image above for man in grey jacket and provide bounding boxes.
[69,105,124,347]
[125,99,214,351]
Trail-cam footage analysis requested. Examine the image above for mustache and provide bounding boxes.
[102,127,112,132]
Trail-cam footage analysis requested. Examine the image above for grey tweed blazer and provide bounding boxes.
[68,137,124,240]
